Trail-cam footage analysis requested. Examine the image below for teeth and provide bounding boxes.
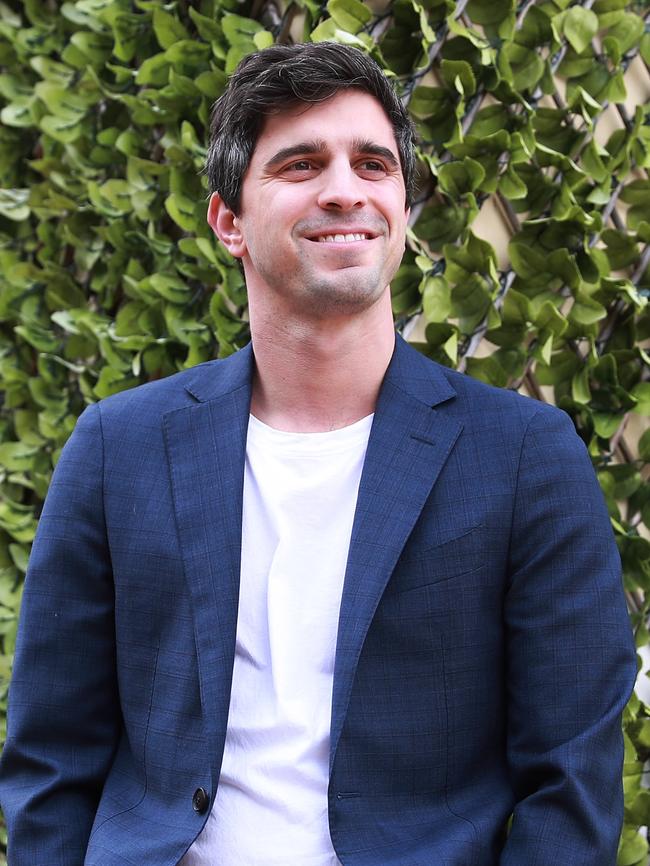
[317,233,369,243]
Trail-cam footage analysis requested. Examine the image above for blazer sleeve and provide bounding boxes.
[500,406,637,866]
[0,403,121,865]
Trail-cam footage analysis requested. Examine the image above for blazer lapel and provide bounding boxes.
[330,337,463,769]
[163,345,253,785]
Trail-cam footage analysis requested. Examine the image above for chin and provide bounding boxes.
[302,276,385,316]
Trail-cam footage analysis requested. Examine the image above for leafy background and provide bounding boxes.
[0,0,649,861]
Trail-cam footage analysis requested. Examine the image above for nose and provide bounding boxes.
[316,159,367,211]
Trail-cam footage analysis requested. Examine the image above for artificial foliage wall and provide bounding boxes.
[0,0,649,861]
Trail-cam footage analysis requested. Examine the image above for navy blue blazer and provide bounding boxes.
[0,335,636,865]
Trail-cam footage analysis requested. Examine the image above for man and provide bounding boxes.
[0,42,636,866]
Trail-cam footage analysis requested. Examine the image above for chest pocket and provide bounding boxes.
[385,523,484,595]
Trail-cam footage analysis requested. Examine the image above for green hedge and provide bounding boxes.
[0,0,649,861]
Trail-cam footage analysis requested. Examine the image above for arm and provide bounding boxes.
[0,403,121,864]
[501,407,636,866]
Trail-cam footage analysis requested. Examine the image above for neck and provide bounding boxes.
[249,290,395,433]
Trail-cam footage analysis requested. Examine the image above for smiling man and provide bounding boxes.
[213,91,408,320]
[0,42,636,866]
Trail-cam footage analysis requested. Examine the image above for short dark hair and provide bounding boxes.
[206,42,417,214]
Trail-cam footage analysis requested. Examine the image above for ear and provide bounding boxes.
[207,192,246,258]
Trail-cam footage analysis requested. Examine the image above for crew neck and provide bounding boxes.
[247,412,374,455]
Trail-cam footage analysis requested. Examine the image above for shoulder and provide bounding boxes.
[66,347,252,454]
[91,344,252,427]
[95,360,217,422]
[444,363,568,427]
[396,337,571,435]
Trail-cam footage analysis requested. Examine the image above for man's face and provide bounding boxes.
[210,89,409,320]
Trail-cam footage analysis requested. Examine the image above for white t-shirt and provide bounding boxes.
[181,412,373,865]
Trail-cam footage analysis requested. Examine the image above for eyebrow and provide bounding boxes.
[264,140,327,169]
[352,138,400,170]
[264,138,400,170]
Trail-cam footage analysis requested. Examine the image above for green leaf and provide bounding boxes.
[414,203,467,251]
[501,289,530,325]
[327,0,372,34]
[0,442,41,472]
[638,428,650,463]
[571,365,591,404]
[0,188,30,221]
[111,11,147,62]
[135,53,170,86]
[69,30,112,65]
[469,106,510,139]
[188,6,223,42]
[165,40,211,71]
[9,542,29,573]
[631,383,650,415]
[438,158,485,197]
[605,12,644,55]
[148,273,192,304]
[165,192,199,231]
[533,301,568,336]
[467,0,515,26]
[618,829,649,866]
[409,86,452,120]
[390,262,421,314]
[569,295,607,326]
[607,464,649,500]
[621,180,650,207]
[444,232,496,285]
[153,7,189,50]
[253,31,274,50]
[0,100,36,128]
[546,249,581,289]
[562,7,598,54]
[440,59,476,97]
[581,139,609,183]
[40,114,86,144]
[606,70,626,103]
[89,179,133,215]
[0,499,38,543]
[35,81,92,120]
[411,0,436,46]
[195,68,227,99]
[640,32,650,65]
[535,351,579,385]
[602,230,638,270]
[592,412,621,438]
[508,241,547,279]
[500,42,544,91]
[422,275,451,323]
[499,165,527,200]
[222,13,264,45]
[465,355,508,388]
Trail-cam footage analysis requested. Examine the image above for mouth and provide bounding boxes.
[307,231,377,244]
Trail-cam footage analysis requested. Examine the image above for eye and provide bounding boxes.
[284,159,316,172]
[357,159,388,177]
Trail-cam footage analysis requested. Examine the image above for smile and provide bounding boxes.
[315,233,371,243]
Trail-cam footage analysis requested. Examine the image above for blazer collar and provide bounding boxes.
[382,333,456,409]
[184,342,255,404]
[181,334,456,411]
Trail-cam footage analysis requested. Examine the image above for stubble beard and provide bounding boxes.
[283,216,399,318]
[295,259,389,318]
[245,224,404,322]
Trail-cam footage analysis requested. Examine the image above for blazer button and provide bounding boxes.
[192,787,210,814]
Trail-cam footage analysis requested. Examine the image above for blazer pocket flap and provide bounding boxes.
[386,523,484,595]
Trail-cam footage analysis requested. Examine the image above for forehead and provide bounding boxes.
[251,90,398,161]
